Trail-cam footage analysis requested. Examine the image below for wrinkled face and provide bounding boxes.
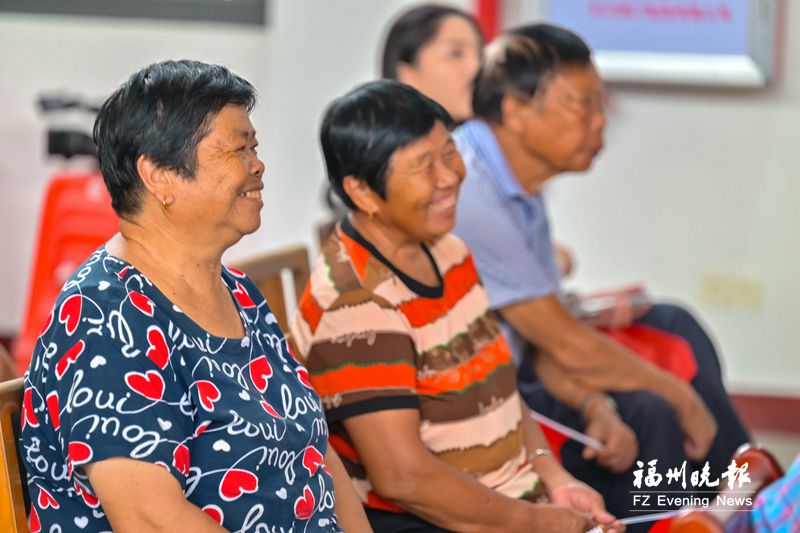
[520,64,607,173]
[175,104,265,243]
[378,121,466,242]
[400,16,482,122]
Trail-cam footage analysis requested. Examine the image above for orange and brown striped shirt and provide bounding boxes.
[290,219,539,511]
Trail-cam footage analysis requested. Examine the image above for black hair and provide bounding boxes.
[320,79,453,210]
[93,59,256,216]
[381,4,482,79]
[472,23,591,123]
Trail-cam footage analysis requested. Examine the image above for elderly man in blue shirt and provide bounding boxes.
[452,24,749,523]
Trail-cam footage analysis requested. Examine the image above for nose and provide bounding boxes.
[435,158,464,189]
[592,103,607,133]
[251,153,265,177]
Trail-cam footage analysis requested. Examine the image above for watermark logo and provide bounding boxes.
[630,459,753,512]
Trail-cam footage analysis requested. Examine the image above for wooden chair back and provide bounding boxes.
[0,376,28,533]
[231,245,311,334]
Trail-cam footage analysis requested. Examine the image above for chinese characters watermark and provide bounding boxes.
[633,459,751,490]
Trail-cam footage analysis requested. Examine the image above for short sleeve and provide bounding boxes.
[454,176,559,310]
[302,292,419,422]
[46,289,195,491]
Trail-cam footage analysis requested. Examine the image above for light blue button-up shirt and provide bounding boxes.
[453,120,561,367]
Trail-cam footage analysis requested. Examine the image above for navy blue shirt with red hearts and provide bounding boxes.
[21,247,341,533]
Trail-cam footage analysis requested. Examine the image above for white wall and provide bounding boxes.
[1,0,797,393]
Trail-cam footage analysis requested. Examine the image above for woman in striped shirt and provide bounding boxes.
[290,79,624,533]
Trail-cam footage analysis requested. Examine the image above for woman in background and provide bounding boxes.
[381,3,483,123]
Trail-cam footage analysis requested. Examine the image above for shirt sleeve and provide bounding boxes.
[454,179,559,310]
[302,291,419,422]
[50,291,195,491]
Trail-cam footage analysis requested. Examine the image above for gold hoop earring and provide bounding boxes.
[162,198,169,209]
[367,210,374,220]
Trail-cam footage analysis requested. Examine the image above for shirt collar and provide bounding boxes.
[459,119,528,200]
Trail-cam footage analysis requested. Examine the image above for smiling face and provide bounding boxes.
[173,104,265,246]
[398,15,482,122]
[374,120,465,243]
[519,64,607,173]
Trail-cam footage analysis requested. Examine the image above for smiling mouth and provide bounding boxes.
[431,194,456,212]
[240,191,262,200]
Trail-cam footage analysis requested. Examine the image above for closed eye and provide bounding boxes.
[239,143,258,154]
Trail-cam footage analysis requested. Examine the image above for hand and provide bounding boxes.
[582,399,639,473]
[607,294,635,330]
[582,285,650,330]
[549,481,625,533]
[676,387,718,461]
[554,242,576,278]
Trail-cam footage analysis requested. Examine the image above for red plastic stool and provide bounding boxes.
[14,172,117,374]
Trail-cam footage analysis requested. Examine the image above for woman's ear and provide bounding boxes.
[136,155,174,204]
[395,61,418,87]
[342,176,381,215]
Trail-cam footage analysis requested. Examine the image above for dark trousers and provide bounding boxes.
[519,303,749,529]
[638,303,750,477]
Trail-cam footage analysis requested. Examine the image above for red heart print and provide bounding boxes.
[55,340,85,380]
[68,441,93,476]
[194,421,211,437]
[249,355,272,392]
[296,367,314,389]
[37,485,60,510]
[58,294,82,336]
[227,267,245,278]
[232,281,255,308]
[260,400,284,420]
[29,505,41,533]
[130,291,155,316]
[125,370,165,401]
[117,266,129,279]
[302,446,323,476]
[146,326,169,369]
[46,391,60,430]
[75,483,100,508]
[203,504,224,524]
[22,388,39,429]
[196,380,221,411]
[294,485,316,520]
[39,310,53,336]
[81,489,99,508]
[219,469,258,501]
[173,443,190,476]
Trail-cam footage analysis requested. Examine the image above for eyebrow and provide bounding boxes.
[436,37,479,46]
[221,129,257,144]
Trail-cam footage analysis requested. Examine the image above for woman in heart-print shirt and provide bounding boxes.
[20,60,370,533]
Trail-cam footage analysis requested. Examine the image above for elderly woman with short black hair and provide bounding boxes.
[291,79,623,533]
[21,60,369,533]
